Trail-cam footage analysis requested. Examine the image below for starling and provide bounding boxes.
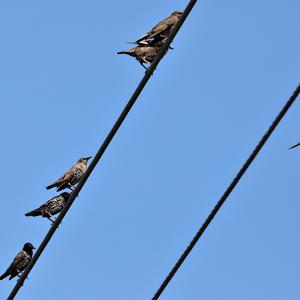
[0,243,35,280]
[46,156,92,192]
[118,42,164,70]
[25,192,70,222]
[135,11,182,45]
[289,141,300,149]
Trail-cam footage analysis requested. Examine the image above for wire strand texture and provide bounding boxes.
[7,1,198,299]
[151,83,300,300]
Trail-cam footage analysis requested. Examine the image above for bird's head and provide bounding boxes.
[172,11,183,18]
[78,156,92,164]
[23,243,36,252]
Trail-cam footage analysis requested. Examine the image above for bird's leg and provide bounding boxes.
[49,216,62,227]
[17,273,28,286]
[139,61,149,71]
[47,217,55,224]
[145,62,157,74]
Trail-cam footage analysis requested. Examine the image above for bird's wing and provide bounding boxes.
[47,196,66,215]
[25,202,47,216]
[56,166,82,191]
[46,162,78,189]
[146,15,174,38]
[11,251,26,270]
[57,165,76,183]
[25,194,59,216]
[136,15,173,43]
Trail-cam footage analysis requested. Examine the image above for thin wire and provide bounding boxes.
[151,83,300,300]
[7,2,198,299]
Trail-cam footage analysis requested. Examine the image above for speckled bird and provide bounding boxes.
[135,11,182,45]
[46,156,92,191]
[0,243,35,280]
[25,192,70,222]
[118,41,164,70]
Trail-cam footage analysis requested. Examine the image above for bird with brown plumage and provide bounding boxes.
[0,243,35,281]
[25,192,70,223]
[46,156,92,192]
[134,11,182,45]
[118,41,164,70]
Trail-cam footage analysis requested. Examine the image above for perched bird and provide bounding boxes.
[134,11,182,45]
[289,141,300,149]
[46,156,92,192]
[25,192,70,223]
[0,243,35,280]
[118,42,164,70]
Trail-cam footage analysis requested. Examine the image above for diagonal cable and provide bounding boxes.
[7,1,198,299]
[151,83,300,300]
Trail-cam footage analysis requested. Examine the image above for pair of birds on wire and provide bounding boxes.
[118,11,182,70]
[0,156,92,281]
[26,156,92,223]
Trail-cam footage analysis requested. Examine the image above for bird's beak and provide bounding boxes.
[289,142,300,150]
[32,246,36,249]
[85,156,92,161]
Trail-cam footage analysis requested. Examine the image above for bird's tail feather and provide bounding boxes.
[56,182,70,192]
[117,50,131,55]
[127,41,139,45]
[127,41,149,46]
[135,34,149,44]
[9,274,16,280]
[25,209,41,217]
[46,182,57,190]
[127,40,173,50]
[0,272,9,280]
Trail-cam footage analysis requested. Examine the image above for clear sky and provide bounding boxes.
[0,1,299,299]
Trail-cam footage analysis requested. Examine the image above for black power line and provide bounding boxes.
[7,1,198,299]
[151,83,300,300]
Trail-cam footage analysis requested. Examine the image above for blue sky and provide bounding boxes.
[0,1,299,299]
